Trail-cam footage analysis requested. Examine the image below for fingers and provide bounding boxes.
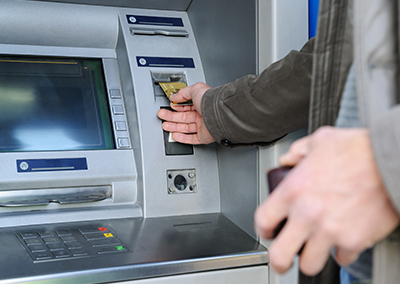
[169,86,194,104]
[170,103,196,112]
[254,181,291,239]
[265,207,333,275]
[256,160,333,275]
[157,108,198,124]
[169,82,211,111]
[279,136,310,166]
[335,248,360,266]
[298,234,332,275]
[268,218,310,273]
[162,121,197,134]
[171,132,203,145]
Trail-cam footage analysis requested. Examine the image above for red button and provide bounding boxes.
[98,227,108,232]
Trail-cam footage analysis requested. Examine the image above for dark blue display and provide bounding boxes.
[17,158,88,173]
[126,15,184,27]
[136,57,195,68]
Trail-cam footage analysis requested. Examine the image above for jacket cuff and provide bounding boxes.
[201,86,232,146]
[370,106,400,214]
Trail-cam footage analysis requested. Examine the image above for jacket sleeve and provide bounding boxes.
[370,105,400,214]
[201,38,314,147]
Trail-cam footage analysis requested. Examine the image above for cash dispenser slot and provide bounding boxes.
[0,186,111,207]
[130,28,189,37]
[160,107,194,155]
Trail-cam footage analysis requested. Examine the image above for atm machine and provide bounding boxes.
[0,1,307,283]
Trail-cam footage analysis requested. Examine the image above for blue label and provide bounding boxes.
[136,57,195,68]
[126,15,184,27]
[17,158,88,173]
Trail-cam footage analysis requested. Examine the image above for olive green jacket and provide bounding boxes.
[202,0,400,283]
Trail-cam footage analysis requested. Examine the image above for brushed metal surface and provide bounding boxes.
[0,214,267,284]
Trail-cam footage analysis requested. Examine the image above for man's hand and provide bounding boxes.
[254,126,400,275]
[157,82,215,145]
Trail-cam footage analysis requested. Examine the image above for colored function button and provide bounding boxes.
[115,245,126,251]
[104,233,114,238]
[98,227,108,232]
[97,246,127,254]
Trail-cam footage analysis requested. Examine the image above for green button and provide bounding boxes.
[115,245,126,251]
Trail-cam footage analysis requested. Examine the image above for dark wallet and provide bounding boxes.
[267,166,292,238]
[267,166,304,254]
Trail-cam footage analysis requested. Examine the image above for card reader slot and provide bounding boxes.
[130,28,189,37]
[0,186,111,207]
[152,72,187,97]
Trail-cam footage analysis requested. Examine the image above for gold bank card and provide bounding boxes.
[159,82,193,105]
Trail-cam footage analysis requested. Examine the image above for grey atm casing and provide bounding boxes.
[0,0,308,283]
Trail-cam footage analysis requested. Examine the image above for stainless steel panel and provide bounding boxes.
[31,0,192,11]
[188,0,259,239]
[0,1,118,49]
[218,145,259,240]
[117,8,221,218]
[257,2,308,284]
[188,0,258,87]
[120,265,269,284]
[0,214,267,284]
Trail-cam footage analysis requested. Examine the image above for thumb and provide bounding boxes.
[170,86,193,104]
[171,82,211,113]
[279,136,310,166]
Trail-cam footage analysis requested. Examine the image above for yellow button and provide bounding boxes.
[104,233,114,238]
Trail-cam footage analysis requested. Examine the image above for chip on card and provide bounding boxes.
[159,82,193,105]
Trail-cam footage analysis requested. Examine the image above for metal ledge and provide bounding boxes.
[0,213,268,283]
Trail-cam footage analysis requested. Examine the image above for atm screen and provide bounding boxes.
[0,56,115,152]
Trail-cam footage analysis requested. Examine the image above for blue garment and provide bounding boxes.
[335,64,372,283]
[341,268,360,284]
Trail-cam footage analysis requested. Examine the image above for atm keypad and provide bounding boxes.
[17,226,128,262]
